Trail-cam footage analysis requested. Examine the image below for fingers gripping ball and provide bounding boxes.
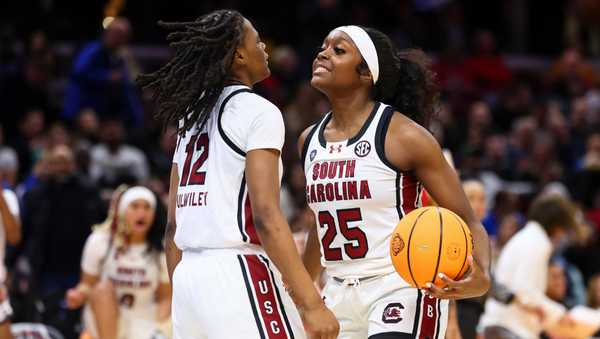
[390,207,472,288]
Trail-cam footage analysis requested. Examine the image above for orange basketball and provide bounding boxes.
[390,206,472,289]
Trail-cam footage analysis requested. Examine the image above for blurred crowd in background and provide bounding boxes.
[1,0,600,338]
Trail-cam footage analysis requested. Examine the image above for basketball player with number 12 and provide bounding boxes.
[300,25,491,339]
[138,10,339,339]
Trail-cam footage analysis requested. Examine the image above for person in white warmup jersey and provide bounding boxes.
[0,184,21,339]
[299,25,492,339]
[136,9,338,339]
[66,186,171,339]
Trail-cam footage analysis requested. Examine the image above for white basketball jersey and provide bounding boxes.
[303,103,423,279]
[173,85,284,251]
[81,230,168,322]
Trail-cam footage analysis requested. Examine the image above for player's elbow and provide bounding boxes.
[252,203,283,235]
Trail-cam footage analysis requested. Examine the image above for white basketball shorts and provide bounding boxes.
[172,249,305,339]
[322,271,448,339]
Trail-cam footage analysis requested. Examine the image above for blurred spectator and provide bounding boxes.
[479,195,577,338]
[0,182,20,339]
[89,118,149,188]
[547,260,569,306]
[11,109,47,180]
[61,18,143,128]
[1,55,55,138]
[456,180,487,339]
[20,145,103,324]
[545,47,600,98]
[587,274,600,309]
[0,125,18,187]
[482,190,519,238]
[495,213,522,256]
[145,125,177,181]
[75,108,101,147]
[464,30,513,96]
[576,132,600,171]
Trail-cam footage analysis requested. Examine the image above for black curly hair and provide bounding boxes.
[359,27,439,128]
[137,10,245,136]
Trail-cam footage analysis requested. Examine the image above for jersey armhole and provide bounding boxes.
[300,124,320,167]
[217,88,254,157]
[375,106,403,173]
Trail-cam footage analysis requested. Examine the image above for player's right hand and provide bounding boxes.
[301,303,339,339]
[65,288,86,309]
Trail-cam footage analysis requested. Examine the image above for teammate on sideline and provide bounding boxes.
[0,183,21,339]
[300,25,491,339]
[137,10,338,339]
[66,186,171,339]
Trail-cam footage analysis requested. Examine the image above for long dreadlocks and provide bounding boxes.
[137,10,245,136]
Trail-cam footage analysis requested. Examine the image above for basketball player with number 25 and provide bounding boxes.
[300,25,491,339]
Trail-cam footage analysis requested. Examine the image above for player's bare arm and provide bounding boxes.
[166,164,182,284]
[0,192,20,245]
[155,282,172,322]
[298,126,325,283]
[66,272,100,309]
[245,148,339,339]
[386,112,491,299]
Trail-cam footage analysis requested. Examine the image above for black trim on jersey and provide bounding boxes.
[317,102,381,148]
[317,112,332,148]
[237,175,249,242]
[411,290,423,339]
[300,123,320,166]
[260,255,295,339]
[237,255,267,339]
[369,332,412,339]
[395,174,402,219]
[218,88,253,157]
[348,102,380,145]
[375,105,403,173]
[434,299,442,339]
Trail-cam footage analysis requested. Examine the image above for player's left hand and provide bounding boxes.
[422,256,490,299]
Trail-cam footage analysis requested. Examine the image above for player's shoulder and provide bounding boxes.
[387,111,438,151]
[298,124,318,154]
[233,90,281,115]
[87,227,111,245]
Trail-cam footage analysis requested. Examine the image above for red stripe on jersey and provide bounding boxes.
[401,174,418,215]
[244,255,289,339]
[418,296,440,339]
[245,196,261,245]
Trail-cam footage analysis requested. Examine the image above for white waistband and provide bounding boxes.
[183,246,266,258]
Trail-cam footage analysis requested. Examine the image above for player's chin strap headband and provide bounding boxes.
[333,25,379,84]
[119,186,157,215]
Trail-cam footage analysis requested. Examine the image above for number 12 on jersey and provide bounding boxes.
[180,133,209,187]
[318,208,369,261]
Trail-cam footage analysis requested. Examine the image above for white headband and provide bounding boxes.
[118,186,156,215]
[333,25,379,84]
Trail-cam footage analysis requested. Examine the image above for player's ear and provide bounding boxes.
[233,48,246,66]
[358,64,373,85]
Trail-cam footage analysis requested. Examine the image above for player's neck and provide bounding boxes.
[328,94,374,132]
[129,232,146,244]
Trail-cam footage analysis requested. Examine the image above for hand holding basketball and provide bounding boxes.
[422,255,490,299]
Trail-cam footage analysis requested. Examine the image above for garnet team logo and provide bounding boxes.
[391,233,405,256]
[309,149,317,161]
[354,140,371,157]
[329,144,343,154]
[382,303,404,323]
